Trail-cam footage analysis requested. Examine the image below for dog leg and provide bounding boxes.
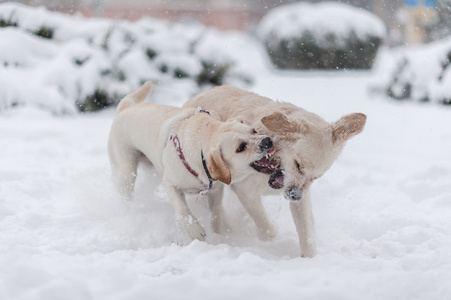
[110,152,139,200]
[289,188,316,258]
[207,183,232,235]
[165,183,207,241]
[231,182,278,240]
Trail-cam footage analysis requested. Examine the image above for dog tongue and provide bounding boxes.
[268,169,284,189]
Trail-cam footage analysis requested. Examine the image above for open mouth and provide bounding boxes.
[269,168,284,189]
[250,147,285,189]
[250,147,278,174]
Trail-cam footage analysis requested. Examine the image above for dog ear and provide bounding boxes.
[332,113,367,143]
[261,112,306,136]
[207,147,231,185]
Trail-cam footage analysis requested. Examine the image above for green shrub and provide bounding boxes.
[77,89,117,112]
[197,61,230,86]
[33,26,54,39]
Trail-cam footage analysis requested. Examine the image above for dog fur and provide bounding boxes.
[108,82,275,241]
[184,86,366,257]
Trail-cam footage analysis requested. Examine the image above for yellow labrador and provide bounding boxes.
[184,86,366,257]
[108,82,275,241]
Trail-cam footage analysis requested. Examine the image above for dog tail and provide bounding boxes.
[116,81,153,113]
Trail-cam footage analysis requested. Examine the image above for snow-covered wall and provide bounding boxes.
[0,3,255,114]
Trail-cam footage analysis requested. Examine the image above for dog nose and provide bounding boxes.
[259,137,273,152]
[286,187,303,201]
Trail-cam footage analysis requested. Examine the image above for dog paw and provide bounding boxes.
[257,222,278,241]
[301,246,317,258]
[180,215,207,241]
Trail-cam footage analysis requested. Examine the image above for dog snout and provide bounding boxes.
[259,137,273,152]
[285,187,303,201]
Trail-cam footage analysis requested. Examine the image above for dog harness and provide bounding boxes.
[168,108,215,196]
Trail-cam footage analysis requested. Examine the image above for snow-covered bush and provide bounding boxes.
[375,37,451,105]
[0,3,253,114]
[424,0,451,42]
[257,2,386,70]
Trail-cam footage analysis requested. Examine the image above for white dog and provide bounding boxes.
[184,86,366,257]
[108,82,276,241]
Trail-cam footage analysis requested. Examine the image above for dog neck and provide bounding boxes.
[201,150,215,194]
[169,133,215,196]
[170,133,199,178]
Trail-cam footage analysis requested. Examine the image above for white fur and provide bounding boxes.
[108,82,273,241]
[184,86,366,257]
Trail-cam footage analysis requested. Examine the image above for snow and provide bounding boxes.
[2,71,451,299]
[0,3,253,113]
[257,2,386,47]
[374,36,451,104]
[2,4,451,300]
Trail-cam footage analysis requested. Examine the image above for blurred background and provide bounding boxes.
[2,0,450,46]
[1,0,451,112]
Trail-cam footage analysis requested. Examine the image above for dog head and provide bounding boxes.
[204,120,276,185]
[261,111,367,201]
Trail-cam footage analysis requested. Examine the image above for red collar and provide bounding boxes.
[168,109,214,195]
[170,133,199,178]
[169,133,215,196]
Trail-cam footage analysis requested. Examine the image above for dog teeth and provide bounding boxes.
[262,152,273,160]
[253,162,276,171]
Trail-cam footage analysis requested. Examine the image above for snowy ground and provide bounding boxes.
[2,60,451,299]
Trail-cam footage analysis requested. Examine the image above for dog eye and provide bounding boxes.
[252,129,257,134]
[295,161,304,175]
[236,142,247,153]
